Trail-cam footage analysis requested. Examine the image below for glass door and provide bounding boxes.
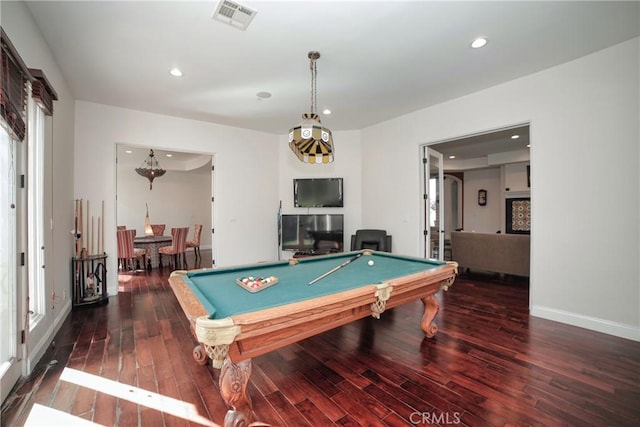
[1,128,23,403]
[210,155,216,267]
[422,147,444,260]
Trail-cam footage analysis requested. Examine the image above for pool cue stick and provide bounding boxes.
[308,252,363,285]
[86,199,90,253]
[91,215,94,256]
[101,200,105,254]
[74,199,79,256]
[277,200,282,261]
[97,217,101,257]
[79,199,83,252]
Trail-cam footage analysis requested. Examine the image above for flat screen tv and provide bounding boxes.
[281,214,344,252]
[294,178,343,208]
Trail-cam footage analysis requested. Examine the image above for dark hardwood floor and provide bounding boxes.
[2,250,639,426]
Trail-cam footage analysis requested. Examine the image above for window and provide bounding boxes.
[1,29,58,331]
[0,24,58,402]
[27,95,46,320]
[0,126,18,373]
[1,27,29,396]
[26,68,57,322]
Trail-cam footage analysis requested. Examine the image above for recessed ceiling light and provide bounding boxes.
[470,37,488,49]
[256,91,272,99]
[125,150,133,154]
[511,134,520,139]
[169,68,183,77]
[449,155,456,159]
[165,154,173,158]
[322,108,332,115]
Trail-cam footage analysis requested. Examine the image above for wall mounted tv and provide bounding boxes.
[293,178,343,208]
[281,214,344,252]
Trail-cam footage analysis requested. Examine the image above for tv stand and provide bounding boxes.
[293,249,339,259]
[280,214,344,253]
[292,250,314,259]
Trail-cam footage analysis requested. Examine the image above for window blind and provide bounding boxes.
[1,28,31,142]
[29,68,58,116]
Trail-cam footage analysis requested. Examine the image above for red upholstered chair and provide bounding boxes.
[151,224,166,236]
[116,229,146,270]
[186,224,203,260]
[116,225,126,231]
[158,227,189,269]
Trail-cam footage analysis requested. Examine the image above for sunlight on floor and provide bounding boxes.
[22,367,219,426]
[61,368,218,426]
[25,404,101,426]
[117,273,134,292]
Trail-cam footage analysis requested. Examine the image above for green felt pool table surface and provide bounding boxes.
[183,250,448,319]
[169,249,457,425]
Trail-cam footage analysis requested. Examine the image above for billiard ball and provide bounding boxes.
[368,260,374,266]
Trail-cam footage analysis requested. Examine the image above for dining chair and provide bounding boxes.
[158,227,189,269]
[186,224,203,260]
[150,224,166,236]
[116,229,146,271]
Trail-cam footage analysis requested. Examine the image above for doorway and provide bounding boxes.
[115,144,215,269]
[421,147,444,260]
[421,123,531,259]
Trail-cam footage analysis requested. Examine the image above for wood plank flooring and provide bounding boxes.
[2,252,639,426]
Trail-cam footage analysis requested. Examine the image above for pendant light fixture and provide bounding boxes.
[135,149,166,190]
[288,51,334,164]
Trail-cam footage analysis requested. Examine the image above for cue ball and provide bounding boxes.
[368,260,374,266]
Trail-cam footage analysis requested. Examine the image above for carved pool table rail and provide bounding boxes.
[194,282,389,368]
[168,257,458,427]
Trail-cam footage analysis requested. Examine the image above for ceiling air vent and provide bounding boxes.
[211,0,257,31]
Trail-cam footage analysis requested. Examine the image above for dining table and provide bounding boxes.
[133,235,172,269]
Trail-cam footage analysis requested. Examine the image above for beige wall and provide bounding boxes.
[2,1,77,373]
[360,37,639,340]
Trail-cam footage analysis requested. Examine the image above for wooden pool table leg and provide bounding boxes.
[220,358,253,427]
[420,294,440,338]
[192,344,208,365]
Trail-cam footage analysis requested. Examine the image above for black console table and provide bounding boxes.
[71,254,108,308]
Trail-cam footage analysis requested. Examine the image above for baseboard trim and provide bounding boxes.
[26,300,72,373]
[531,305,640,342]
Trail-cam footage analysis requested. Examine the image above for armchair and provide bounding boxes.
[350,229,392,252]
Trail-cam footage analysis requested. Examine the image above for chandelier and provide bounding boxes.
[135,149,166,190]
[288,51,334,164]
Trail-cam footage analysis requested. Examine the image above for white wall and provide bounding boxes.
[504,162,530,192]
[2,2,76,371]
[462,168,502,233]
[359,133,422,256]
[75,102,280,291]
[277,130,362,257]
[361,38,640,341]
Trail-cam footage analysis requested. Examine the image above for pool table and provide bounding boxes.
[168,250,457,426]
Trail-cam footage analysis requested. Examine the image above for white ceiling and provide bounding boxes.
[117,145,212,170]
[23,1,639,159]
[436,123,530,166]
